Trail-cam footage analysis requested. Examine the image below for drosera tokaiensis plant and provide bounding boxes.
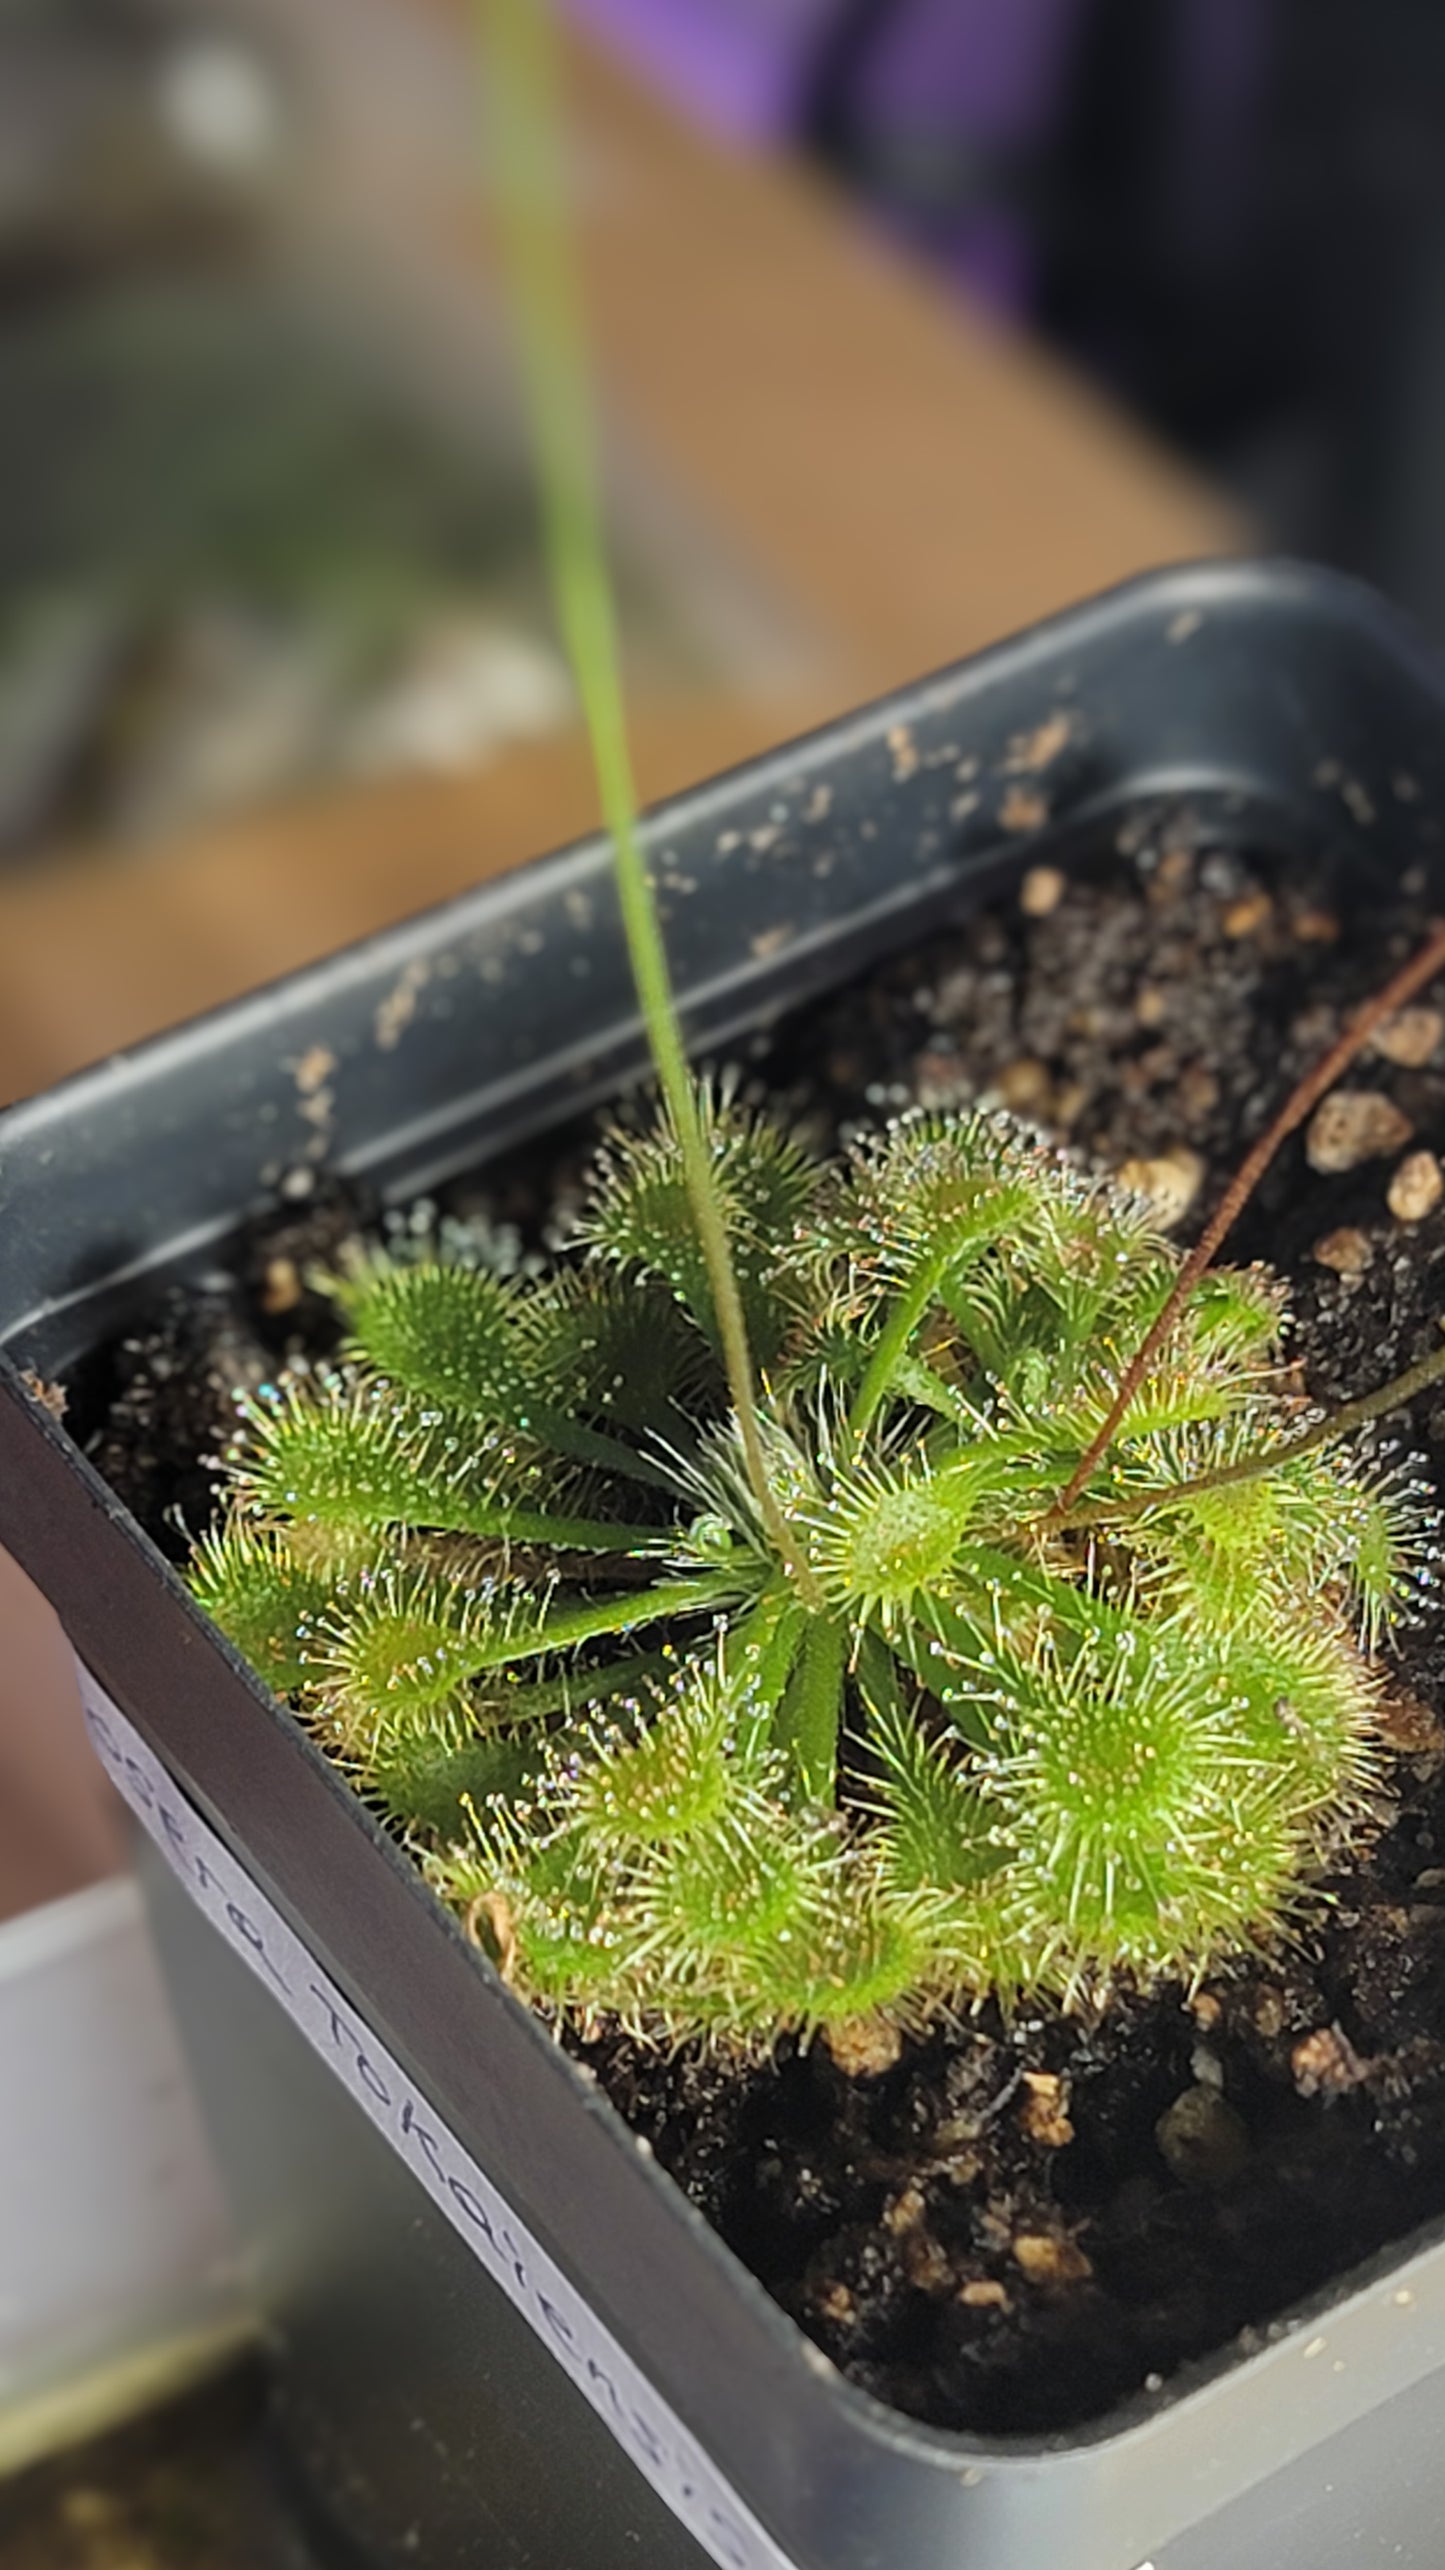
[192,1048,1445,2041]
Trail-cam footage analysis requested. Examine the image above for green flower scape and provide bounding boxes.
[191,1088,1433,2043]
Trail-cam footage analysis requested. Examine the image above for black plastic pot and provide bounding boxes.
[6,559,1445,2570]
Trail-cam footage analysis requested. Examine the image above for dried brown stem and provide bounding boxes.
[1049,914,1445,1519]
[1059,1333,1445,1533]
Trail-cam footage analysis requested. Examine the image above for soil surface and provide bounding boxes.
[75,826,1445,2437]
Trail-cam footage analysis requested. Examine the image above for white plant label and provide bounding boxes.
[75,1655,799,2570]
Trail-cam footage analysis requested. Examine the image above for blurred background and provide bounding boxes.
[0,0,1248,1113]
[5,0,1445,2544]
[5,0,1445,1112]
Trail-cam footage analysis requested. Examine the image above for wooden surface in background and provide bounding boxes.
[0,1548,123,1926]
[0,16,1244,1108]
[0,696,801,1101]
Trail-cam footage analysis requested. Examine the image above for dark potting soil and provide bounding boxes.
[71,823,1445,2439]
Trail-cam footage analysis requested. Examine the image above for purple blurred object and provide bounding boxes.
[829,0,1087,309]
[562,0,836,145]
[561,0,1089,314]
[563,0,1276,326]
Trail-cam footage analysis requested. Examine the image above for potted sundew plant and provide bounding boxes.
[12,578,1445,2570]
[7,4,1445,2565]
